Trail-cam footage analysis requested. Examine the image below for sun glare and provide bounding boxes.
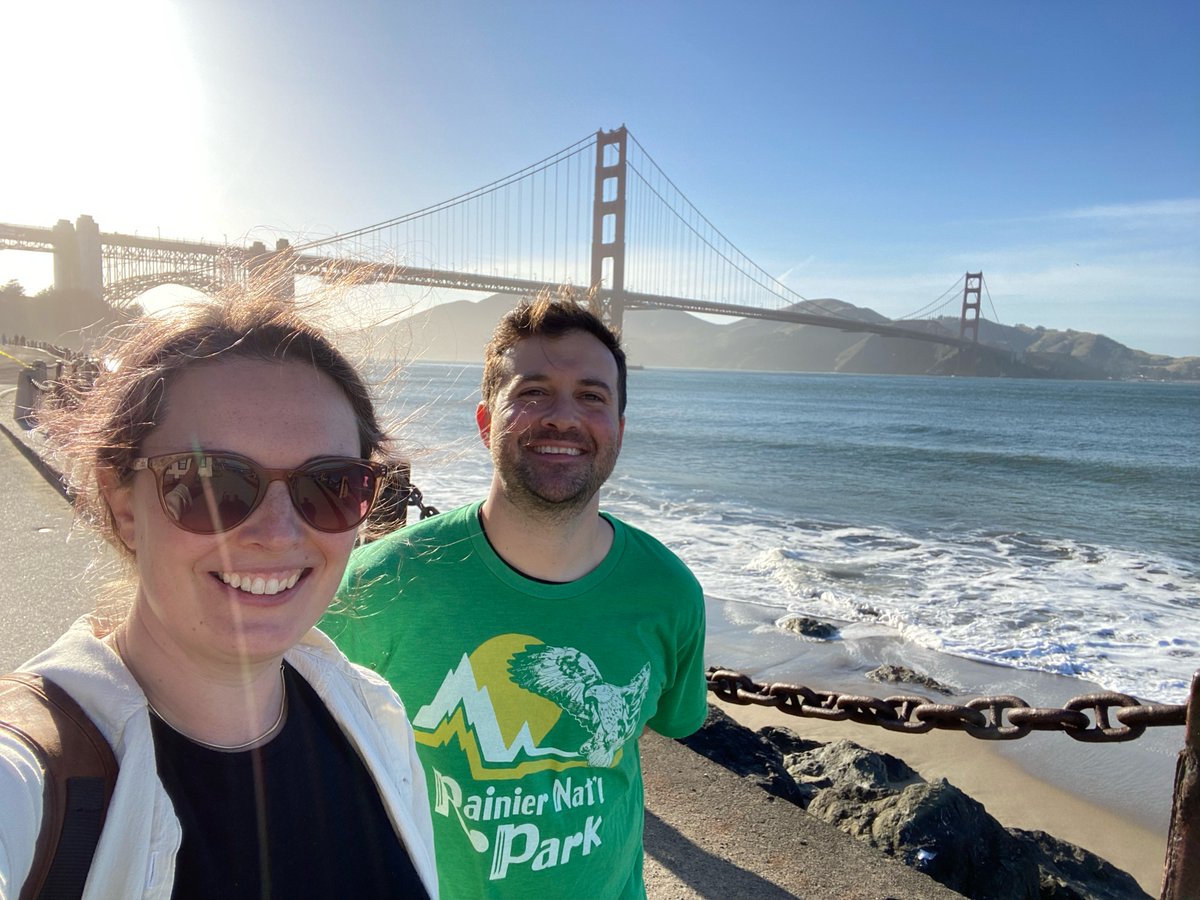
[3,1,209,231]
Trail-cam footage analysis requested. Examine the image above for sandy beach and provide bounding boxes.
[712,695,1170,895]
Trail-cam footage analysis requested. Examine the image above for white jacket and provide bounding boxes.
[0,616,439,899]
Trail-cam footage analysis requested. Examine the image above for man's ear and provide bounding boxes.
[476,401,493,449]
[99,468,137,552]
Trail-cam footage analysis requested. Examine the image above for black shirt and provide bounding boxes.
[150,663,430,899]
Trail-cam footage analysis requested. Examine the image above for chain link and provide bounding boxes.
[707,667,1187,743]
[406,485,439,520]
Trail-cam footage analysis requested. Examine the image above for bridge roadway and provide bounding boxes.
[4,219,992,355]
[306,255,991,352]
[0,359,959,897]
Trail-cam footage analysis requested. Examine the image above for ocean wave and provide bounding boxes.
[611,492,1200,704]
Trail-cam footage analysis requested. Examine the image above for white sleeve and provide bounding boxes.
[0,731,45,900]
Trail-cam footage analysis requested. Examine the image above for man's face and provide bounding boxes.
[477,330,625,516]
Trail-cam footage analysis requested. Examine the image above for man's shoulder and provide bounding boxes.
[605,513,702,589]
[352,501,480,569]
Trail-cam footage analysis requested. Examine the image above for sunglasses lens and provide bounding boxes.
[290,461,379,532]
[160,454,261,534]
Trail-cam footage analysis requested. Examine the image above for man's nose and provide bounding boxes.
[537,394,580,430]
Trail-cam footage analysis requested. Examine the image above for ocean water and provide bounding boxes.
[376,362,1200,707]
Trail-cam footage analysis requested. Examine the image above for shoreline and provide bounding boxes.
[703,595,1182,827]
[712,695,1168,895]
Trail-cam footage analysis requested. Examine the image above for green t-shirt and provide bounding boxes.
[321,501,707,900]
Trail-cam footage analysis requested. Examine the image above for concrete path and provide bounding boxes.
[0,409,99,671]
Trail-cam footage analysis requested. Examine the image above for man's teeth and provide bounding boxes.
[532,446,582,455]
[219,571,302,595]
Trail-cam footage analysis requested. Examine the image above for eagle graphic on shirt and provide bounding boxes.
[507,645,650,768]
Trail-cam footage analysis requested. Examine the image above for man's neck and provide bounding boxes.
[479,485,614,583]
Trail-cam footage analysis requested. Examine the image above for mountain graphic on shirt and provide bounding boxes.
[411,634,594,781]
[412,633,643,782]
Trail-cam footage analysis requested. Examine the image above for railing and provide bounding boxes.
[708,666,1198,899]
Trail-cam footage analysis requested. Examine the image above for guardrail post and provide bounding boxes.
[1162,670,1200,899]
[14,360,47,430]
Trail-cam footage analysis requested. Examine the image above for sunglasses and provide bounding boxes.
[131,451,385,534]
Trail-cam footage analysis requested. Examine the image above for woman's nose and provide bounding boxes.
[239,481,304,545]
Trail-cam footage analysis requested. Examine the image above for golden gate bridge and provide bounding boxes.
[1,127,1000,357]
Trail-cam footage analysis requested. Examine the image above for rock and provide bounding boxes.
[1018,829,1152,900]
[783,738,922,804]
[776,615,839,640]
[676,707,805,804]
[780,739,1036,896]
[866,664,956,695]
[679,709,1151,899]
[768,734,1150,900]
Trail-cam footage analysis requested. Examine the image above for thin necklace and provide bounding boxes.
[146,665,288,753]
[112,633,288,752]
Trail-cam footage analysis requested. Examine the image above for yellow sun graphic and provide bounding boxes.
[468,634,563,745]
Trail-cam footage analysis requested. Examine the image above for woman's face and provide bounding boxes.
[108,357,363,669]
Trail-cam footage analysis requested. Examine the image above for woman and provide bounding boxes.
[0,290,438,898]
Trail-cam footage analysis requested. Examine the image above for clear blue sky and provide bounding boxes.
[3,1,1197,356]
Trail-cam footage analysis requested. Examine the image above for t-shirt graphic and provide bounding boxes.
[412,635,649,779]
[411,634,650,885]
[509,644,649,768]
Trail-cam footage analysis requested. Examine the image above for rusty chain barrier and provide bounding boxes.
[707,666,1187,742]
[711,666,1200,897]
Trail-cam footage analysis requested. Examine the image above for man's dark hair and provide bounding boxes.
[482,290,627,416]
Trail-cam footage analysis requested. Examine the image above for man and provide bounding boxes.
[322,294,707,899]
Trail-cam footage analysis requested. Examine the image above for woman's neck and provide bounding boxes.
[110,615,288,751]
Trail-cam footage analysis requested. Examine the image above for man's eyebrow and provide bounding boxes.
[511,372,613,394]
[577,377,614,394]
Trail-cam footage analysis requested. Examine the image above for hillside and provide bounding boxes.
[364,294,1200,382]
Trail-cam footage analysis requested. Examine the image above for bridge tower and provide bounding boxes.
[50,215,103,302]
[959,272,982,342]
[590,127,628,332]
[246,238,297,300]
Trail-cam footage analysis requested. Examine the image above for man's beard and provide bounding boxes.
[492,429,619,518]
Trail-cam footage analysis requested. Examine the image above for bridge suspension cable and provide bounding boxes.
[290,133,599,289]
[285,128,879,330]
[623,133,852,321]
[895,274,967,322]
[982,275,1001,325]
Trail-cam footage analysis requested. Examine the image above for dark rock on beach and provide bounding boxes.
[776,615,840,640]
[679,707,1151,900]
[866,663,957,695]
[1019,829,1154,900]
[675,704,806,805]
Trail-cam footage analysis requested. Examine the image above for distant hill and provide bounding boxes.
[363,293,1199,382]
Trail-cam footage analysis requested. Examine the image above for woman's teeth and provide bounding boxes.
[219,571,302,595]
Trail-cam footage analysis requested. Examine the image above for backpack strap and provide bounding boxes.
[0,672,118,900]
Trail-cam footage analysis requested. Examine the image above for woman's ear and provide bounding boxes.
[99,468,137,552]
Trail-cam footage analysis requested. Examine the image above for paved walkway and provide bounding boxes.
[0,364,962,899]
